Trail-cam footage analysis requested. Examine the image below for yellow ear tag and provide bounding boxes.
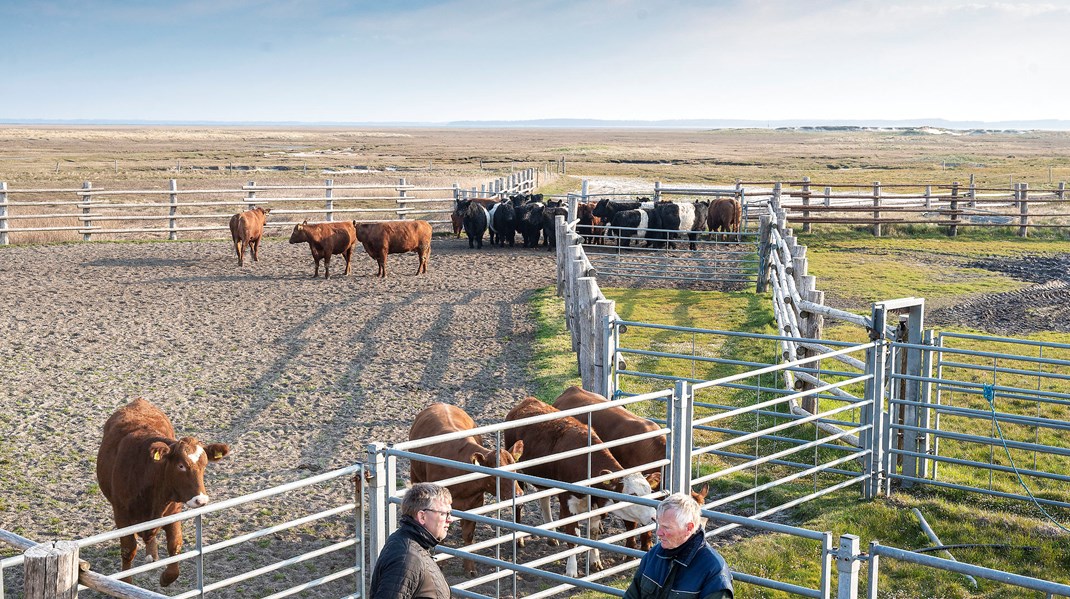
[153,449,163,461]
[213,452,223,460]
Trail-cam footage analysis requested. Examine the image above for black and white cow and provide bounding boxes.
[541,200,569,251]
[591,198,654,224]
[489,201,516,247]
[515,200,545,248]
[653,200,711,250]
[458,199,489,249]
[608,207,661,247]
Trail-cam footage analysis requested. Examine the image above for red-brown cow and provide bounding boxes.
[96,398,230,587]
[551,385,665,549]
[576,202,604,245]
[229,207,271,266]
[708,197,741,241]
[504,397,658,578]
[355,220,432,278]
[409,403,524,578]
[288,220,357,279]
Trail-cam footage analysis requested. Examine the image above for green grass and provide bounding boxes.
[529,230,1070,597]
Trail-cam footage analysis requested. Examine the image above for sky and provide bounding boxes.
[2,0,1069,124]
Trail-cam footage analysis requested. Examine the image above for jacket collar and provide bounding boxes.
[399,514,440,550]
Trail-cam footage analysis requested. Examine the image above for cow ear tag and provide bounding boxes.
[213,451,223,460]
[153,449,163,461]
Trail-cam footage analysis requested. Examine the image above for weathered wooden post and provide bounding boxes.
[81,181,93,242]
[1018,182,1030,237]
[872,181,882,237]
[168,179,179,241]
[801,176,812,233]
[948,181,959,237]
[325,178,334,222]
[1058,181,1066,200]
[924,185,932,210]
[397,177,407,220]
[246,180,257,209]
[24,541,80,599]
[756,215,772,293]
[0,181,8,246]
[968,173,976,207]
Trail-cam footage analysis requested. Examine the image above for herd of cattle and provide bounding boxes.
[93,387,701,585]
[229,207,432,279]
[452,194,743,251]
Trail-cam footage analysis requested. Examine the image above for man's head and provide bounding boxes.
[402,482,454,542]
[655,492,703,550]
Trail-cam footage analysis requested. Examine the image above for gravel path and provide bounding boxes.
[0,235,558,595]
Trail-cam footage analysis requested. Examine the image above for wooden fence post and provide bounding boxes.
[81,181,92,242]
[246,181,257,209]
[0,181,8,246]
[801,176,811,233]
[1018,182,1029,237]
[1058,181,1066,200]
[168,179,178,241]
[948,181,959,237]
[24,541,80,599]
[924,185,932,210]
[757,215,772,293]
[325,178,334,222]
[397,177,407,219]
[968,173,976,207]
[872,181,882,237]
[654,181,661,203]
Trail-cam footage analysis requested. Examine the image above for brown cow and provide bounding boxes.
[708,197,742,241]
[546,387,730,550]
[504,397,658,578]
[355,220,432,278]
[409,403,524,578]
[450,209,464,238]
[576,202,604,245]
[288,220,357,279]
[96,398,230,587]
[228,207,271,266]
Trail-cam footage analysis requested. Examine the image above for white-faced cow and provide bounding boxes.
[96,398,230,587]
[504,397,658,578]
[409,403,524,577]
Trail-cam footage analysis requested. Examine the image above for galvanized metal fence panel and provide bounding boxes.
[1,464,366,599]
[886,333,1070,513]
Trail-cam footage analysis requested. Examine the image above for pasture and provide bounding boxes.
[2,126,1070,597]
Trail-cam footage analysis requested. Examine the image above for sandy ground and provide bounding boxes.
[0,235,562,597]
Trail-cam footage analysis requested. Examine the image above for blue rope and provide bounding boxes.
[983,383,1070,533]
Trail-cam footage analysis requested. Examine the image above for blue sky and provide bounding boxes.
[2,0,1068,123]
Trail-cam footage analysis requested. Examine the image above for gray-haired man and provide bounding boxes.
[370,482,454,599]
[624,492,734,599]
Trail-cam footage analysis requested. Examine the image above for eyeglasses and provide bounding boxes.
[422,508,454,521]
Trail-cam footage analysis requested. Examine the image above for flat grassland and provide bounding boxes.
[2,125,1070,188]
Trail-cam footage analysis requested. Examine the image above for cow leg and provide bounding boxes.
[461,519,477,578]
[118,532,138,583]
[323,254,332,279]
[376,254,387,278]
[160,521,183,587]
[141,528,159,562]
[234,239,244,266]
[250,237,260,262]
[312,256,321,278]
[343,247,353,276]
[418,246,429,275]
[513,501,526,549]
[539,495,558,546]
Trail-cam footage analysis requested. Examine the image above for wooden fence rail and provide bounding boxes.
[0,169,537,245]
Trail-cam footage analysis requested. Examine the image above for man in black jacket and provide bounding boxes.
[370,482,454,599]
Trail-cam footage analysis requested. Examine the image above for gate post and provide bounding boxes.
[24,541,80,599]
[594,300,615,399]
[836,534,862,599]
[667,380,694,494]
[366,442,389,567]
[756,215,772,293]
[863,305,889,500]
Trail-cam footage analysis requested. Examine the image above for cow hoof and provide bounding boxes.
[160,565,180,587]
[592,559,604,572]
[546,538,559,547]
[465,569,477,579]
[517,537,526,549]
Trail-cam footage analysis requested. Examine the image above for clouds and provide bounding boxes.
[1,0,1066,122]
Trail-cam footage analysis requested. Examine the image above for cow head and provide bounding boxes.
[150,437,230,508]
[601,471,658,525]
[692,483,710,528]
[473,440,524,500]
[288,221,309,244]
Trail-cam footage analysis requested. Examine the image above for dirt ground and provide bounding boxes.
[0,235,570,597]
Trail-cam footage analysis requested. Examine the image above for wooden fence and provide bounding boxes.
[778,176,1068,237]
[0,169,538,245]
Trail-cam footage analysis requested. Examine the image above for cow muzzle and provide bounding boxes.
[185,494,209,508]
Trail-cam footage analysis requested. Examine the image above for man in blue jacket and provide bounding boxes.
[624,492,734,599]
